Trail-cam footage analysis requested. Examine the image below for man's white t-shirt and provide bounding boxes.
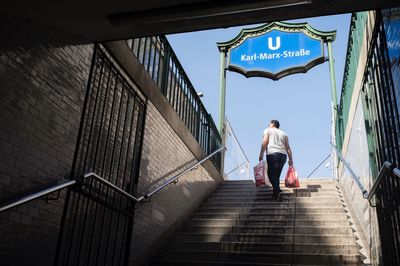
[263,127,288,155]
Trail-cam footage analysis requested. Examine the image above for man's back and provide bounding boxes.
[264,127,288,155]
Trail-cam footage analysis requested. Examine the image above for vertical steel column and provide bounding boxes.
[218,49,227,177]
[327,41,339,181]
[218,49,227,133]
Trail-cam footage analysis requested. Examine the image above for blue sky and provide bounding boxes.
[167,14,351,180]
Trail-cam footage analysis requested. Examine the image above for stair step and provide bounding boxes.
[208,196,294,202]
[211,192,340,198]
[157,250,363,265]
[198,207,347,214]
[173,233,358,244]
[216,187,338,193]
[186,218,350,227]
[219,183,337,189]
[203,201,344,208]
[223,180,256,185]
[153,260,349,266]
[167,241,361,254]
[152,179,363,266]
[192,212,350,220]
[181,225,353,235]
[152,259,291,266]
[207,197,343,204]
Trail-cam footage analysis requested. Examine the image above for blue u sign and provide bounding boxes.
[228,29,324,80]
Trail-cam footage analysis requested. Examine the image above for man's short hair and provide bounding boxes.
[270,119,280,128]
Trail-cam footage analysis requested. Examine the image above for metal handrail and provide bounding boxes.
[0,180,77,213]
[82,172,144,202]
[81,147,226,202]
[84,147,225,201]
[395,168,400,178]
[367,161,398,206]
[0,147,225,213]
[145,146,226,198]
[331,142,369,198]
[224,119,250,180]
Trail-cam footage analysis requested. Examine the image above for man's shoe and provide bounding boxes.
[272,191,279,200]
[272,189,282,201]
[276,192,282,202]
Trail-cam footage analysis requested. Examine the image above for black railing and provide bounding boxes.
[55,44,147,266]
[358,11,400,265]
[368,162,400,266]
[362,12,400,171]
[126,36,222,171]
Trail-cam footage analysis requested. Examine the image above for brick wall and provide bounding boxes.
[128,102,220,265]
[0,18,222,266]
[0,17,94,265]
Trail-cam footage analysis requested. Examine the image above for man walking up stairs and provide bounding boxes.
[153,179,366,265]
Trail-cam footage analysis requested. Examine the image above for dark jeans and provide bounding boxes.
[267,153,287,194]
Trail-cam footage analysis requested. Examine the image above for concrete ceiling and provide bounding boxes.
[0,0,398,41]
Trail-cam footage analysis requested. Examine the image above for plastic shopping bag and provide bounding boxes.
[285,166,300,188]
[253,161,271,187]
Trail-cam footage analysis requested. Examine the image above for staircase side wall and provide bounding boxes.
[102,41,224,265]
[0,17,222,266]
[129,101,220,265]
[0,17,94,266]
[337,11,381,265]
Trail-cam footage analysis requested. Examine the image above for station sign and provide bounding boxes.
[218,22,336,80]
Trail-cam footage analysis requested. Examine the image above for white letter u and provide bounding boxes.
[268,37,281,50]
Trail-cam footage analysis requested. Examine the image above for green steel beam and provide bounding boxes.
[218,50,227,133]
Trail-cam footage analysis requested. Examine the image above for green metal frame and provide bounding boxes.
[217,21,338,177]
[217,21,336,81]
[217,21,336,50]
[337,12,368,149]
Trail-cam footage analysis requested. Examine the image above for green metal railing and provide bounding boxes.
[337,12,368,149]
[126,37,223,171]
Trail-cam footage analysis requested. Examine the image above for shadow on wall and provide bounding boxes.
[0,15,95,266]
[129,177,218,265]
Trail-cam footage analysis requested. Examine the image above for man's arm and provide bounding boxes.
[259,133,269,161]
[285,137,293,166]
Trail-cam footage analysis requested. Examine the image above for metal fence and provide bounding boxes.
[360,11,400,265]
[55,44,147,266]
[362,12,400,174]
[374,167,400,265]
[126,36,222,171]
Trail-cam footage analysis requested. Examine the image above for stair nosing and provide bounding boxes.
[160,249,363,257]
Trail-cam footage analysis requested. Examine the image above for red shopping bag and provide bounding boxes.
[253,161,266,187]
[285,166,300,188]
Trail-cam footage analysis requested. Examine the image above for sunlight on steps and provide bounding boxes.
[152,179,368,265]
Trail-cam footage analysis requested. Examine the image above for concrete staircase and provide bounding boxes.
[152,179,366,265]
